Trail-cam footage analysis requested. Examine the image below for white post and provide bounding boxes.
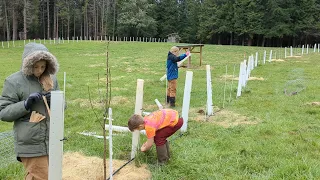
[48,91,65,180]
[255,52,258,67]
[302,45,304,55]
[242,60,247,87]
[307,44,309,54]
[269,50,272,62]
[108,108,113,180]
[181,71,193,133]
[237,62,245,97]
[290,46,293,56]
[285,47,287,58]
[314,44,316,52]
[206,65,213,116]
[131,79,144,159]
[155,99,163,109]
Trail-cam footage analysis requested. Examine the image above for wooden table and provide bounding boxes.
[176,44,204,67]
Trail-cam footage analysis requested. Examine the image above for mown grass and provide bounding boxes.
[0,41,319,179]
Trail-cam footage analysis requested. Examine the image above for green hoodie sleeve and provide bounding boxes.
[0,79,29,122]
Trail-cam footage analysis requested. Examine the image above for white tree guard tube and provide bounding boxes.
[269,50,272,62]
[49,91,65,180]
[237,62,245,97]
[206,65,213,116]
[314,44,316,52]
[108,108,113,180]
[131,79,144,159]
[302,45,304,55]
[307,44,309,54]
[160,54,192,81]
[290,46,293,57]
[263,50,266,64]
[105,125,146,135]
[155,99,163,109]
[181,71,193,132]
[285,47,287,58]
[255,52,258,67]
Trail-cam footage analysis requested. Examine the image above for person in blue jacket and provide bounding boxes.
[166,46,189,107]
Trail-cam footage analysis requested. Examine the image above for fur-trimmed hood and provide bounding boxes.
[21,43,59,76]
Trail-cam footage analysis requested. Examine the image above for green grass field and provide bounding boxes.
[0,41,319,179]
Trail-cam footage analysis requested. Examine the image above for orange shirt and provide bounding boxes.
[144,109,179,139]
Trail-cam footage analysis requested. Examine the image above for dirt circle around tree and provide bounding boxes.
[62,152,151,180]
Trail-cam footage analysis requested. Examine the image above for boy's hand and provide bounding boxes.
[141,143,147,152]
[186,51,190,56]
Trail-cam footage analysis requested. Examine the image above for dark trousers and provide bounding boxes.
[154,118,183,146]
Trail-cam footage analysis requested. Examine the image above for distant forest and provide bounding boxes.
[0,0,319,47]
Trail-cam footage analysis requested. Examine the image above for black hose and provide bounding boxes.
[107,158,135,180]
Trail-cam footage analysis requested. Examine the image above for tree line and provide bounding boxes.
[0,0,319,47]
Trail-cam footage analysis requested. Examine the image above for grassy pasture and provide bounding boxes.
[0,41,319,179]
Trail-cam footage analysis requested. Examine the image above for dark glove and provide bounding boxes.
[24,92,43,110]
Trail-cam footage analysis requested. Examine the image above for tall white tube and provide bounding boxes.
[131,79,144,159]
[49,91,65,180]
[181,71,193,132]
[206,65,213,116]
[108,108,113,180]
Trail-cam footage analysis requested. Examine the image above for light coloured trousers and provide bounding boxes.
[167,79,177,97]
[20,155,49,180]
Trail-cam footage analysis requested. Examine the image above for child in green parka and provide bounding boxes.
[0,42,60,180]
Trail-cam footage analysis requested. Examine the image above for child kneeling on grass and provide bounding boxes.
[128,109,183,164]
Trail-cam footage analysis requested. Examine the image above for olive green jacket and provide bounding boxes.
[0,43,59,158]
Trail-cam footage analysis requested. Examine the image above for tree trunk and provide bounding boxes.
[23,0,27,40]
[4,0,11,41]
[113,0,116,38]
[217,34,221,45]
[47,0,50,39]
[248,34,252,46]
[292,36,296,47]
[261,36,265,47]
[67,1,70,39]
[12,7,18,40]
[105,0,110,36]
[242,35,245,46]
[101,0,105,36]
[230,32,233,45]
[94,0,97,40]
[53,2,56,39]
[73,15,76,39]
[56,12,59,39]
[42,4,45,39]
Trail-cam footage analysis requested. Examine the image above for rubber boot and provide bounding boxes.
[166,96,170,106]
[169,97,175,107]
[156,144,169,165]
[165,141,170,159]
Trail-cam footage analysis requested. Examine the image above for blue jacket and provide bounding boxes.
[166,52,187,80]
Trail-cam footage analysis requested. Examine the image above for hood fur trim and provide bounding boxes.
[22,51,59,76]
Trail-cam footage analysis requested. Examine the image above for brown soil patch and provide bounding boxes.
[63,152,151,180]
[190,108,258,128]
[270,59,285,62]
[69,96,130,108]
[288,56,302,58]
[306,102,320,106]
[88,63,105,68]
[221,75,264,81]
[111,96,131,105]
